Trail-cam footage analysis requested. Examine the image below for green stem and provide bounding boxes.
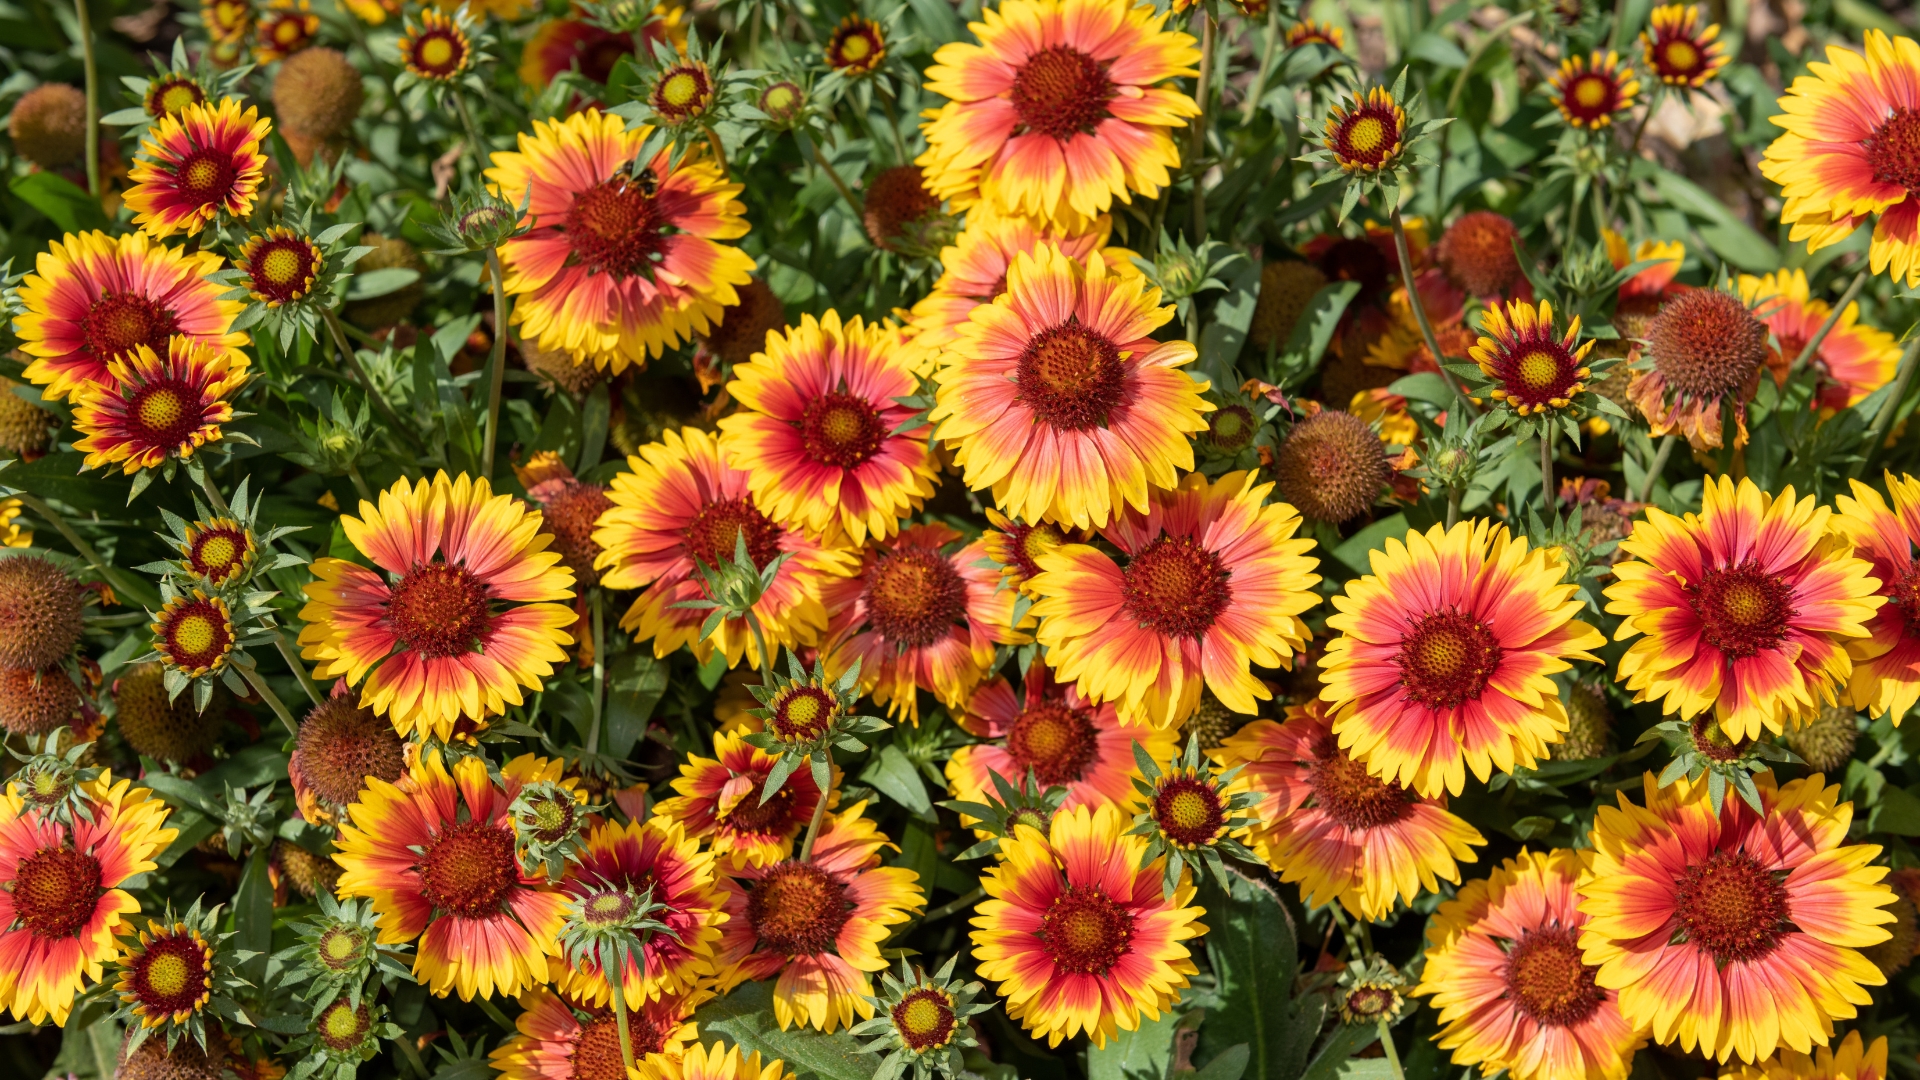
[272,629,324,708]
[396,1036,430,1080]
[345,461,374,503]
[1539,429,1555,505]
[1390,209,1477,414]
[1607,0,1632,49]
[1636,434,1676,503]
[587,589,605,756]
[237,662,299,738]
[73,0,99,198]
[746,609,773,679]
[1437,12,1533,208]
[1788,269,1870,378]
[1188,12,1216,242]
[321,309,414,442]
[609,978,636,1075]
[798,785,830,862]
[11,492,159,609]
[1376,1017,1407,1080]
[1445,484,1461,528]
[476,995,516,1033]
[805,136,864,218]
[878,88,911,165]
[453,91,489,169]
[1238,4,1281,126]
[195,466,232,517]
[921,885,985,923]
[482,247,510,478]
[1856,334,1920,478]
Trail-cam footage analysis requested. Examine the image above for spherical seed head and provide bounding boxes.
[9,84,88,169]
[702,278,787,367]
[1274,410,1391,524]
[0,556,83,671]
[0,665,78,737]
[116,1034,230,1080]
[520,337,606,396]
[0,378,54,458]
[862,166,943,253]
[116,665,226,763]
[537,481,613,586]
[271,837,341,898]
[1785,704,1859,774]
[1248,260,1328,351]
[1551,681,1612,761]
[272,47,365,140]
[292,695,406,809]
[1645,288,1768,402]
[1436,211,1524,299]
[341,234,424,329]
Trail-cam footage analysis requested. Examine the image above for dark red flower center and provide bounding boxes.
[1656,36,1704,78]
[266,12,310,47]
[147,76,206,118]
[10,846,102,938]
[159,597,234,670]
[418,818,518,918]
[1316,239,1391,308]
[173,147,240,208]
[1011,45,1114,139]
[651,63,712,119]
[1866,107,1920,197]
[1672,848,1793,964]
[566,177,667,280]
[827,20,884,72]
[1888,561,1920,639]
[125,932,212,1018]
[1040,885,1133,975]
[188,525,250,584]
[799,391,887,469]
[770,684,836,743]
[127,378,206,452]
[1688,716,1753,762]
[1006,699,1098,785]
[718,772,800,835]
[318,999,372,1051]
[409,28,468,77]
[685,496,783,572]
[1344,985,1397,1018]
[1396,607,1501,709]
[571,1009,668,1080]
[1333,104,1400,168]
[1502,924,1604,1026]
[82,291,178,363]
[387,562,492,658]
[1491,340,1582,409]
[747,861,851,955]
[1015,320,1127,431]
[1307,733,1417,828]
[891,987,957,1050]
[1122,534,1231,639]
[864,545,968,649]
[1563,73,1620,120]
[580,36,634,84]
[1689,559,1794,659]
[246,236,318,304]
[1152,775,1225,847]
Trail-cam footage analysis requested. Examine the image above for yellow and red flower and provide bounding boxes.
[556,817,729,1004]
[1470,299,1593,415]
[123,99,270,239]
[114,919,214,1028]
[151,591,237,677]
[486,110,756,373]
[1641,4,1728,88]
[297,471,578,742]
[594,428,857,670]
[712,803,923,1032]
[917,0,1200,225]
[1211,701,1484,917]
[491,985,705,1080]
[1740,269,1898,411]
[1721,1032,1889,1080]
[1031,470,1320,729]
[14,230,246,403]
[1761,30,1920,287]
[931,244,1211,529]
[970,802,1203,1047]
[1417,850,1642,1080]
[400,9,472,81]
[1605,477,1883,742]
[202,0,251,41]
[1285,19,1345,50]
[0,773,175,1024]
[1324,87,1408,174]
[716,312,939,545]
[1549,51,1639,130]
[637,1041,795,1080]
[334,751,572,1001]
[653,730,836,870]
[73,337,246,474]
[979,509,1083,599]
[1321,520,1606,798]
[947,662,1178,814]
[1577,771,1895,1063]
[254,0,319,62]
[824,15,886,75]
[818,524,1022,722]
[237,228,323,307]
[1834,473,1920,724]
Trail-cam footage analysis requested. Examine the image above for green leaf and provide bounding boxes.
[859,744,935,820]
[604,649,669,761]
[1386,373,1453,409]
[692,980,884,1080]
[235,850,273,985]
[1298,1022,1379,1080]
[1406,32,1469,68]
[577,382,611,475]
[1870,784,1920,836]
[154,808,219,868]
[1195,871,1318,1080]
[10,172,111,234]
[1200,259,1263,389]
[1086,1005,1181,1080]
[1648,170,1778,272]
[1280,282,1361,379]
[1195,1045,1251,1080]
[202,743,292,791]
[343,267,423,300]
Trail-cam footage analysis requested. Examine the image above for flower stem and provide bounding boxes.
[238,662,300,738]
[1445,484,1461,528]
[1188,12,1216,242]
[453,91,489,170]
[746,610,773,679]
[10,492,159,609]
[1635,434,1675,503]
[798,786,830,862]
[195,466,232,517]
[609,976,636,1075]
[1376,1018,1407,1080]
[272,629,324,708]
[1857,334,1920,478]
[1787,269,1870,378]
[345,461,374,503]
[1539,429,1554,505]
[804,136,863,218]
[73,0,100,198]
[476,995,516,1033]
[1436,12,1532,208]
[921,885,985,922]
[396,1035,430,1079]
[587,589,604,756]
[322,309,414,440]
[481,247,510,478]
[1389,209,1477,414]
[1238,4,1281,127]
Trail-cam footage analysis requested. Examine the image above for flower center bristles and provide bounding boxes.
[418,818,518,918]
[247,236,318,304]
[1016,320,1127,431]
[685,497,783,570]
[319,999,371,1051]
[1122,534,1231,639]
[528,794,577,842]
[189,526,247,583]
[800,391,886,468]
[652,65,711,119]
[1307,733,1417,829]
[1492,340,1582,411]
[1502,925,1604,1026]
[1688,559,1794,658]
[1039,886,1133,975]
[1672,848,1793,963]
[12,847,102,938]
[720,777,796,834]
[1573,75,1610,110]
[1647,289,1769,400]
[83,291,178,363]
[565,177,667,280]
[127,933,211,1018]
[1008,521,1065,580]
[1153,775,1225,847]
[129,380,203,450]
[864,545,968,649]
[1866,107,1920,197]
[1395,608,1502,709]
[1006,700,1098,784]
[1205,405,1255,453]
[891,987,957,1051]
[174,147,238,208]
[161,598,234,670]
[1334,102,1401,169]
[770,685,836,742]
[580,886,637,926]
[1888,562,1920,638]
[387,562,492,658]
[572,1010,666,1080]
[1011,46,1114,139]
[747,861,851,955]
